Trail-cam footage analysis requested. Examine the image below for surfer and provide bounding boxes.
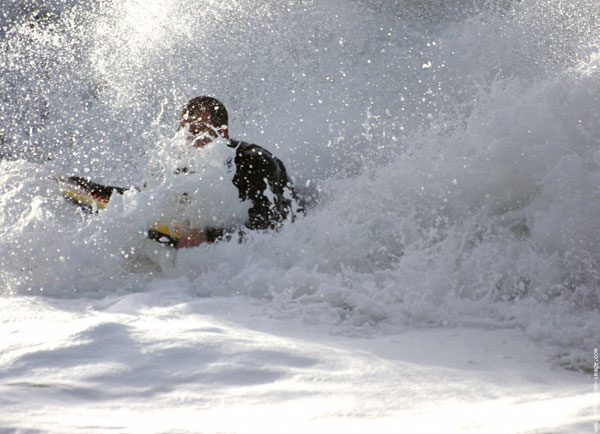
[56,96,300,249]
[173,96,299,248]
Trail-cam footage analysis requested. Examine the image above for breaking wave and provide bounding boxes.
[1,0,599,370]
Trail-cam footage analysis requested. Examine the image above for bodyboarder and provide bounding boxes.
[172,96,300,248]
[56,96,300,249]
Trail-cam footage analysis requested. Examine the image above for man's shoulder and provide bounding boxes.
[230,139,265,152]
[230,139,275,160]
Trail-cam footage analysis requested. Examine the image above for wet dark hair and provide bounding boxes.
[181,96,228,127]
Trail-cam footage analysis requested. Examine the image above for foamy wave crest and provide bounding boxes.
[1,0,599,370]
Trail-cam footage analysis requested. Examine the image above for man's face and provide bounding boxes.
[180,110,226,148]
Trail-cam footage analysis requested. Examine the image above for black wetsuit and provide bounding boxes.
[204,139,297,242]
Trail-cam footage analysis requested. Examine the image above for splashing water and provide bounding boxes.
[1,0,599,371]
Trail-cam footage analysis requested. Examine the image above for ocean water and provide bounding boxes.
[1,0,599,371]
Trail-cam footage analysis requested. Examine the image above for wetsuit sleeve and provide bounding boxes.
[201,143,295,243]
[233,145,288,231]
[205,227,227,243]
[202,145,274,241]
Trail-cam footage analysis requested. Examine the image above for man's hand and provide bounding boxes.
[176,228,208,248]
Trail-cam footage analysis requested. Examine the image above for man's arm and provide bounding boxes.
[177,143,294,248]
[233,144,292,230]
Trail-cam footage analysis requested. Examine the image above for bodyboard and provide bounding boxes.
[52,176,180,247]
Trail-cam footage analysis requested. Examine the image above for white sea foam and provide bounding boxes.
[0,0,599,372]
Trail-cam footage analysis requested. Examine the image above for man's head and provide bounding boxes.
[180,96,229,147]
